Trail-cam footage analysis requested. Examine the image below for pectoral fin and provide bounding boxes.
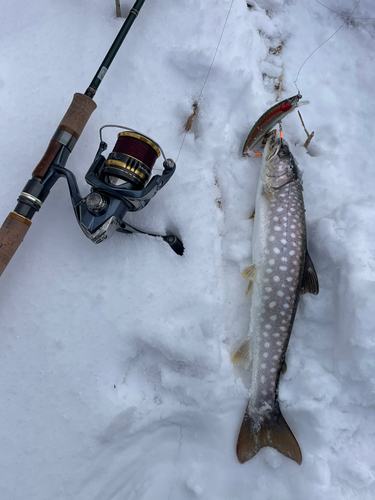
[242,264,258,296]
[241,264,257,282]
[231,338,252,369]
[301,251,319,295]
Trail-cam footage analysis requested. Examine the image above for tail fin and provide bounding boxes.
[236,402,302,465]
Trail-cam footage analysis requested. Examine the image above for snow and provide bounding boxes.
[0,0,375,498]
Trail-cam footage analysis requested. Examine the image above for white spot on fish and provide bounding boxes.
[265,324,272,329]
[281,257,288,262]
[269,259,275,265]
[266,268,272,273]
[276,341,282,346]
[264,342,270,348]
[270,315,277,321]
[273,216,279,221]
[273,355,278,360]
[261,376,266,383]
[274,226,281,231]
[263,332,269,338]
[286,277,293,282]
[281,239,287,245]
[273,276,280,282]
[269,235,275,242]
[283,303,290,309]
[280,326,286,331]
[263,352,269,358]
[269,301,276,308]
[273,333,280,338]
[289,250,295,256]
[277,290,284,297]
[277,207,283,212]
[279,266,287,271]
[265,287,272,292]
[261,363,266,369]
[273,247,280,254]
[270,368,276,373]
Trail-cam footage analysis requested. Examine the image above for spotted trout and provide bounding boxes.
[232,136,318,465]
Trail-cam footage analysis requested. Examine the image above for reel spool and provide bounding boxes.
[103,131,160,188]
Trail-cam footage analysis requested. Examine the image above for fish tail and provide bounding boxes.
[236,401,302,465]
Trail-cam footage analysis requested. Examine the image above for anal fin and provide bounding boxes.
[301,251,319,295]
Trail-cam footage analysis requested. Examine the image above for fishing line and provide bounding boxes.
[176,0,235,162]
[294,0,361,93]
[316,0,375,19]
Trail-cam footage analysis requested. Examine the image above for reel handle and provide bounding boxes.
[0,213,31,277]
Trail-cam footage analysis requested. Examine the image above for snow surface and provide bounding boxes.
[0,0,375,498]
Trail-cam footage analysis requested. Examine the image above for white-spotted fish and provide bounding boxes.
[232,136,318,465]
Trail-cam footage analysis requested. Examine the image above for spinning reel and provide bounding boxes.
[16,126,184,255]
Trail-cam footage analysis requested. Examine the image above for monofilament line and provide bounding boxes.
[176,0,235,162]
[294,0,361,93]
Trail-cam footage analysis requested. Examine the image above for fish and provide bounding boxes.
[232,136,319,465]
[242,94,307,155]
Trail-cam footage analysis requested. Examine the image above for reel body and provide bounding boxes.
[21,126,183,255]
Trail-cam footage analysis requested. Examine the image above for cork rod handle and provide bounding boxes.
[0,213,31,277]
[33,93,97,179]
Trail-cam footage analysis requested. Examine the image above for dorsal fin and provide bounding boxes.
[301,251,319,295]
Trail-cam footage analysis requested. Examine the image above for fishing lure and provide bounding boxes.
[243,94,305,155]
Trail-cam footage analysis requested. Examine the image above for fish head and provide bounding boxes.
[264,137,301,189]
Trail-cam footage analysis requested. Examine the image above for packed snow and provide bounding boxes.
[0,0,375,498]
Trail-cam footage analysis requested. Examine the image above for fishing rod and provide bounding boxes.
[0,0,183,278]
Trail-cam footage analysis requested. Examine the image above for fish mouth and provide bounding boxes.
[266,138,282,161]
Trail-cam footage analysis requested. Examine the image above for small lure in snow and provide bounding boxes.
[242,94,306,155]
